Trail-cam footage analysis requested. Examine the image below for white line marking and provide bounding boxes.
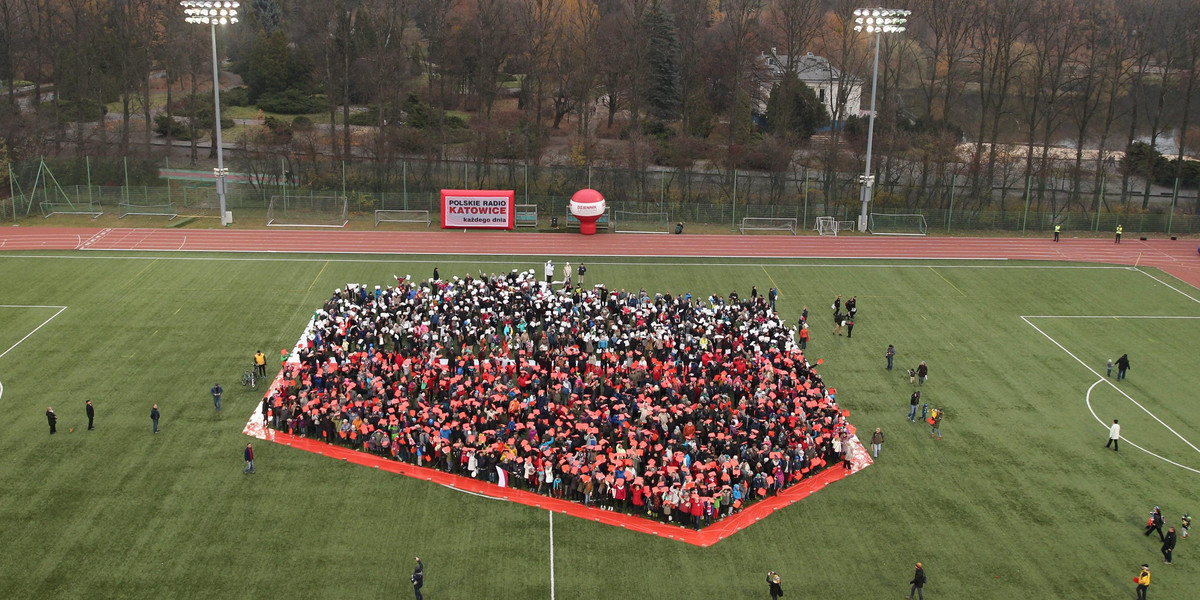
[1022,315,1200,460]
[438,484,507,501]
[1084,380,1200,474]
[549,511,556,600]
[0,379,4,402]
[0,306,68,360]
[1137,268,1200,305]
[1022,315,1200,319]
[0,253,1131,270]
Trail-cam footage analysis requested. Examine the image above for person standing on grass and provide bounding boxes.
[916,361,929,385]
[1135,564,1150,600]
[243,443,255,474]
[930,408,943,439]
[47,407,57,434]
[578,263,586,286]
[433,267,440,281]
[832,294,842,313]
[832,311,845,336]
[544,259,554,283]
[847,296,857,317]
[1107,358,1114,377]
[254,350,267,378]
[1163,527,1177,564]
[1106,419,1120,451]
[564,261,572,288]
[906,562,927,600]
[801,306,808,323]
[411,557,425,600]
[871,427,885,458]
[798,324,809,350]
[1182,514,1191,539]
[1116,224,1124,244]
[886,344,896,370]
[766,571,783,600]
[846,317,855,339]
[1147,506,1165,541]
[908,391,921,422]
[1116,354,1131,380]
[151,404,160,434]
[211,383,223,412]
[86,400,95,430]
[768,287,778,311]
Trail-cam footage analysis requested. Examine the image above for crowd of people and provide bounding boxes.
[262,268,854,528]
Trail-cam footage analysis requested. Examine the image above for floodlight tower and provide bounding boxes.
[852,8,909,232]
[181,1,239,226]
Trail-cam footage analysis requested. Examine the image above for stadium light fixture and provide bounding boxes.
[181,1,240,226]
[852,8,909,231]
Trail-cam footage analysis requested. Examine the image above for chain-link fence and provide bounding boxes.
[5,155,1199,234]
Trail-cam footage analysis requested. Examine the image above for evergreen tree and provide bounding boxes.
[645,2,681,124]
[765,77,828,141]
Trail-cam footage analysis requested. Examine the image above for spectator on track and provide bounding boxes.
[263,270,852,527]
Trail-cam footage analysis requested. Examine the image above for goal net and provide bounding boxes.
[868,213,928,236]
[119,190,178,220]
[267,195,349,228]
[374,209,432,227]
[740,217,797,235]
[614,210,670,234]
[815,216,837,236]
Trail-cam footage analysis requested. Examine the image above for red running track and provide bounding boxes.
[1,226,1197,287]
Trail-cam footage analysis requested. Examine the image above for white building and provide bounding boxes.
[759,49,864,122]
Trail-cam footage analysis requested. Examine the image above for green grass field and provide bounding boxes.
[1,252,1198,599]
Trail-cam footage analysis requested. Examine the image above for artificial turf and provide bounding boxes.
[0,252,1198,599]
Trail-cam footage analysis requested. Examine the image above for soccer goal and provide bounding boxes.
[614,210,670,234]
[740,217,797,235]
[267,195,349,227]
[815,216,837,236]
[119,199,178,220]
[868,213,928,236]
[374,209,432,228]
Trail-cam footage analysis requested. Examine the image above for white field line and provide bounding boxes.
[550,511,556,600]
[2,254,1148,271]
[438,484,507,501]
[0,305,68,360]
[1137,267,1200,305]
[1084,380,1200,475]
[0,379,4,402]
[1022,315,1200,460]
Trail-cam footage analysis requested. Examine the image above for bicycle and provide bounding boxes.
[241,369,257,390]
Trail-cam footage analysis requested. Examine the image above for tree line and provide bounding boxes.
[3,0,1200,214]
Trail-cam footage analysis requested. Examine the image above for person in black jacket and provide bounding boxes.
[1163,527,1177,564]
[411,557,424,600]
[906,562,927,600]
[151,404,160,434]
[86,400,95,430]
[1146,506,1165,541]
[766,571,783,599]
[1116,354,1131,380]
[47,407,57,434]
